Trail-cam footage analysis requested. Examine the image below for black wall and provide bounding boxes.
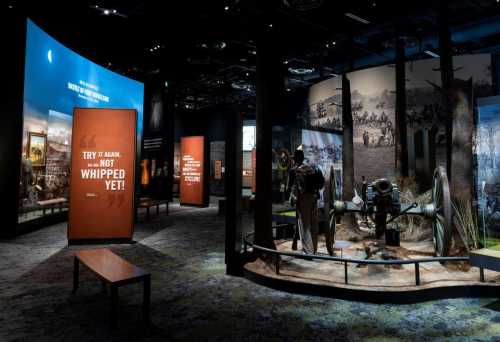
[0,15,25,237]
[141,83,175,201]
[174,105,227,143]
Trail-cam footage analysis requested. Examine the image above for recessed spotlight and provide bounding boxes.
[103,9,110,15]
[245,72,250,76]
[286,88,291,92]
[224,6,229,10]
[112,9,117,13]
[332,41,336,45]
[268,23,273,28]
[284,60,289,64]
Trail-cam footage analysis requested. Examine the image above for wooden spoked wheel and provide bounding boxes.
[326,166,337,256]
[431,166,452,257]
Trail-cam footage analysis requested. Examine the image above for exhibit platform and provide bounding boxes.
[244,236,500,304]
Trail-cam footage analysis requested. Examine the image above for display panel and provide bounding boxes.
[68,108,136,240]
[180,136,207,206]
[476,96,500,246]
[243,125,256,151]
[18,19,144,223]
[301,129,342,207]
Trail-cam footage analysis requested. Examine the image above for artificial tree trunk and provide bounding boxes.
[438,0,454,179]
[450,78,474,203]
[395,38,408,178]
[341,74,357,229]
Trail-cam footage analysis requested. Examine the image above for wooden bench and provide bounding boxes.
[37,197,67,215]
[470,248,500,282]
[137,198,169,220]
[72,248,151,326]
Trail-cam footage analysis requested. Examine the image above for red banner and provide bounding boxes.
[180,136,206,206]
[68,108,136,240]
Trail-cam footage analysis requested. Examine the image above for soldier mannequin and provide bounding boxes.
[288,149,324,254]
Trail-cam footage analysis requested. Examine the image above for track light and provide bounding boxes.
[344,13,370,24]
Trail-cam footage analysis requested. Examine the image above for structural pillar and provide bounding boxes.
[254,31,282,250]
[225,106,244,275]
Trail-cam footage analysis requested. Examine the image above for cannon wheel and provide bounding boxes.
[431,166,452,257]
[326,166,337,256]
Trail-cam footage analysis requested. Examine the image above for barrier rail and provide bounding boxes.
[243,232,475,286]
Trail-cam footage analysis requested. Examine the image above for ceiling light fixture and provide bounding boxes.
[288,67,315,75]
[424,50,440,58]
[344,12,370,24]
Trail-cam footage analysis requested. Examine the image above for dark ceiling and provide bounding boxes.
[7,0,500,110]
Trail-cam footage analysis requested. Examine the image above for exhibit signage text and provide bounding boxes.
[80,151,126,191]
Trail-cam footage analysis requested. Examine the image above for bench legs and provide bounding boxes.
[109,277,150,327]
[110,285,118,328]
[73,257,79,293]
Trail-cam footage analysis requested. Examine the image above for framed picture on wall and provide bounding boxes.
[27,132,47,167]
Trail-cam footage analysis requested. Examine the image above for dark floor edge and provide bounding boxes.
[243,266,500,304]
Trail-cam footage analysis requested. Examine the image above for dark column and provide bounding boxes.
[254,32,281,250]
[225,107,243,275]
[395,38,408,178]
[438,0,454,179]
[0,14,24,237]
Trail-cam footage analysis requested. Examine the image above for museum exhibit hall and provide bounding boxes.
[6,1,500,341]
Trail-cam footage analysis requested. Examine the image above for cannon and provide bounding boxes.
[325,166,452,257]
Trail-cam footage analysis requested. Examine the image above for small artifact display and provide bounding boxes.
[27,132,47,166]
[327,166,452,257]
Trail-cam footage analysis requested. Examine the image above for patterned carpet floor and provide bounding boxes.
[1,204,500,341]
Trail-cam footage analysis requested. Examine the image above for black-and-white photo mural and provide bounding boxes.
[476,96,500,242]
[305,77,342,131]
[405,54,493,178]
[347,65,396,182]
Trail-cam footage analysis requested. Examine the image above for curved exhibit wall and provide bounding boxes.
[19,19,144,224]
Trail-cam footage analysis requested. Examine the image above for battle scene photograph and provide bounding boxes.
[348,65,396,182]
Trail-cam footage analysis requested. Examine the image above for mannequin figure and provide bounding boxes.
[288,149,324,254]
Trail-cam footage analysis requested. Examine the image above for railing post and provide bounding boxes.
[480,267,485,282]
[415,262,420,286]
[275,254,280,275]
[344,261,348,284]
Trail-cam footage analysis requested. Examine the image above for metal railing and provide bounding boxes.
[244,231,476,286]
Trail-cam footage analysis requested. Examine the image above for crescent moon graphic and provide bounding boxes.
[47,50,53,63]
